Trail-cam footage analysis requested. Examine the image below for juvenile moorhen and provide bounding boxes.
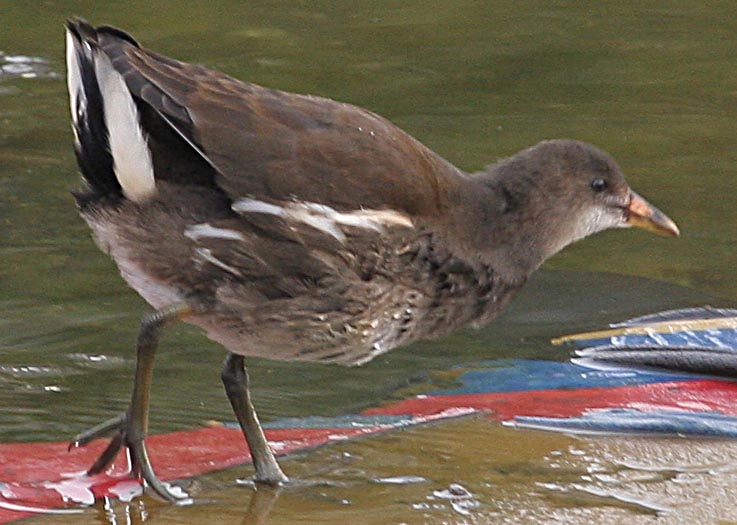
[65,19,679,500]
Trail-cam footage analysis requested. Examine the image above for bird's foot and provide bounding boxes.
[252,460,289,486]
[70,412,188,502]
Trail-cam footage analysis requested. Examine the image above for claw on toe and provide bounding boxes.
[68,413,188,502]
[68,413,127,473]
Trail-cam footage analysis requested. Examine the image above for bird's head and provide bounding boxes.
[472,139,679,280]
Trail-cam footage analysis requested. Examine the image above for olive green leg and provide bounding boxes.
[221,353,288,484]
[70,304,190,502]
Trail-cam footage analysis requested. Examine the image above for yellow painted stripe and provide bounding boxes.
[551,316,737,346]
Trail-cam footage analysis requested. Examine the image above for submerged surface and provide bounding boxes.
[2,1,737,523]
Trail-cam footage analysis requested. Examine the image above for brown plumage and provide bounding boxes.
[64,19,679,499]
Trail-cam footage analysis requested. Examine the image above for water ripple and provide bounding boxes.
[0,52,59,81]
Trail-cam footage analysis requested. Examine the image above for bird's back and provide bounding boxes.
[67,20,465,216]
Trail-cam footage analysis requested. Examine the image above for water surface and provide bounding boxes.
[2,1,737,523]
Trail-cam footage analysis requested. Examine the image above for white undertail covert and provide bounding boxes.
[65,28,156,203]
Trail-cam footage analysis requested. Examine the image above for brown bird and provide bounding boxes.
[64,19,679,500]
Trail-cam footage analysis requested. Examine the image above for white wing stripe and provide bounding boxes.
[184,223,245,242]
[232,198,413,243]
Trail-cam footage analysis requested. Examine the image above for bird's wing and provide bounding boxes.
[89,22,464,218]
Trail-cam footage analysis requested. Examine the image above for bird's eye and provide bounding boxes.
[590,178,608,192]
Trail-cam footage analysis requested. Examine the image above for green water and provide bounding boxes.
[2,1,737,523]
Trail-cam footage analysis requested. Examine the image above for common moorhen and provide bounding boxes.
[64,19,679,500]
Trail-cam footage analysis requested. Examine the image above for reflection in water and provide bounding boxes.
[0,54,59,81]
[535,433,737,522]
[2,1,737,524]
[427,483,480,517]
[241,486,281,525]
[0,501,84,518]
[5,415,737,523]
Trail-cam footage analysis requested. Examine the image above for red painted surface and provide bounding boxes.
[2,379,737,522]
[365,379,737,420]
[0,410,463,522]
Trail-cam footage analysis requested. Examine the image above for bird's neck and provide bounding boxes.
[442,164,564,284]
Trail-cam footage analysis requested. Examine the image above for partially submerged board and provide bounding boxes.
[3,307,737,522]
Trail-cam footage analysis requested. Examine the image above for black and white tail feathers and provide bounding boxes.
[65,19,155,205]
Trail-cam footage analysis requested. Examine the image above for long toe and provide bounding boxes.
[87,431,125,475]
[70,412,187,501]
[70,412,127,449]
[129,439,189,502]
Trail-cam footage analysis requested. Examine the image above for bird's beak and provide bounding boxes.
[626,191,680,237]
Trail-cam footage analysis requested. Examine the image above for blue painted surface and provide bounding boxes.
[512,408,737,437]
[225,414,416,430]
[262,414,416,430]
[429,359,695,396]
[573,329,737,349]
[502,308,737,437]
[223,358,735,437]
